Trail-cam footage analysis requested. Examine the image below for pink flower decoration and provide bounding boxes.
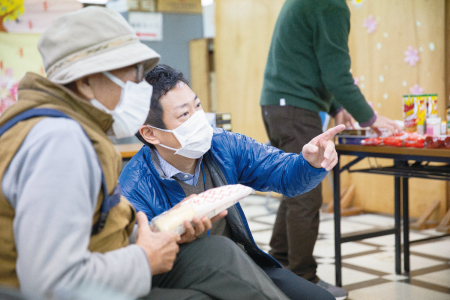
[409,84,424,95]
[0,95,17,114]
[10,82,19,99]
[353,77,359,85]
[363,15,378,34]
[4,68,14,78]
[0,78,8,88]
[404,46,419,66]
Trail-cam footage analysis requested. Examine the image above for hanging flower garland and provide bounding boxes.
[404,46,420,66]
[409,84,424,95]
[363,15,378,34]
[0,68,18,114]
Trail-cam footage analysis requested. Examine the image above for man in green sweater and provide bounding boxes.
[260,0,401,299]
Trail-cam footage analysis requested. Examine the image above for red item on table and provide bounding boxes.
[424,135,445,149]
[362,132,425,148]
[383,136,403,147]
[403,133,425,148]
[404,138,424,148]
[445,136,450,149]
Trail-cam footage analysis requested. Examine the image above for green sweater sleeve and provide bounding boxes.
[312,2,374,124]
[329,99,343,116]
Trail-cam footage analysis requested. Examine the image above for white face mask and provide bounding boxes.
[90,71,153,139]
[147,110,213,159]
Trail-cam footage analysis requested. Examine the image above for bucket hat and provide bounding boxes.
[38,6,160,84]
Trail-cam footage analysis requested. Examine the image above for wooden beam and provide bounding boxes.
[341,207,363,217]
[189,38,211,112]
[410,200,440,230]
[322,184,358,214]
[254,191,282,198]
[436,207,450,234]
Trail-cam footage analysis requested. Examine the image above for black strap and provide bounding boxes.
[0,108,120,235]
[204,151,228,187]
[0,108,69,137]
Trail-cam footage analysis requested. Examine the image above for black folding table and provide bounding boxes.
[333,144,450,287]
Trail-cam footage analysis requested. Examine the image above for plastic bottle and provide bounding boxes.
[426,116,441,136]
[441,121,447,135]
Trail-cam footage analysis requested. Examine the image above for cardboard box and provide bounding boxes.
[427,94,438,118]
[156,0,202,14]
[205,112,232,131]
[403,94,427,133]
[127,0,156,11]
[338,137,366,145]
[337,128,376,137]
[416,95,427,134]
[403,95,414,132]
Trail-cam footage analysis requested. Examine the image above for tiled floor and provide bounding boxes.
[240,195,450,300]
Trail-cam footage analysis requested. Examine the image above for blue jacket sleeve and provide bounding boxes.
[121,178,157,219]
[217,130,328,197]
[119,159,159,219]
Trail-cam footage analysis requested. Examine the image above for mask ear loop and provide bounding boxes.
[158,143,180,152]
[145,110,206,135]
[144,125,181,152]
[145,124,174,133]
[102,71,126,88]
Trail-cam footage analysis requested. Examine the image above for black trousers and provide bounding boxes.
[262,267,334,300]
[147,236,333,300]
[147,236,288,300]
[262,105,324,283]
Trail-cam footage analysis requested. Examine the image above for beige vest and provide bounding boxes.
[0,73,136,287]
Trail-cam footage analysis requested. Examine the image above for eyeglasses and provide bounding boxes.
[135,63,144,82]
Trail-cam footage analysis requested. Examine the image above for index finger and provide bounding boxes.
[137,212,151,235]
[310,125,345,144]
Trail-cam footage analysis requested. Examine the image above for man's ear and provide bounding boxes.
[74,76,95,100]
[139,126,160,146]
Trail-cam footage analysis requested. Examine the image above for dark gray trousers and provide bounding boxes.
[146,236,288,300]
[262,105,324,283]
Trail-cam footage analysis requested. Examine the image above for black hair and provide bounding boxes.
[136,64,189,146]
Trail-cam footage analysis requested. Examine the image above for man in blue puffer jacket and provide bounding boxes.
[119,64,343,300]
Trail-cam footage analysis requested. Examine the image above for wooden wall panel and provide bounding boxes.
[446,1,450,212]
[215,0,448,219]
[348,0,445,121]
[215,0,284,143]
[190,38,211,111]
[347,0,447,219]
[446,0,450,107]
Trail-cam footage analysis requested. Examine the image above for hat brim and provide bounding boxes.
[48,41,160,84]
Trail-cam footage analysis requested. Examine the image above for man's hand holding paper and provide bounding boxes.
[149,184,253,241]
[166,194,227,244]
[179,210,228,244]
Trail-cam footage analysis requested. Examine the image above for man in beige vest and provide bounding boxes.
[0,7,289,300]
